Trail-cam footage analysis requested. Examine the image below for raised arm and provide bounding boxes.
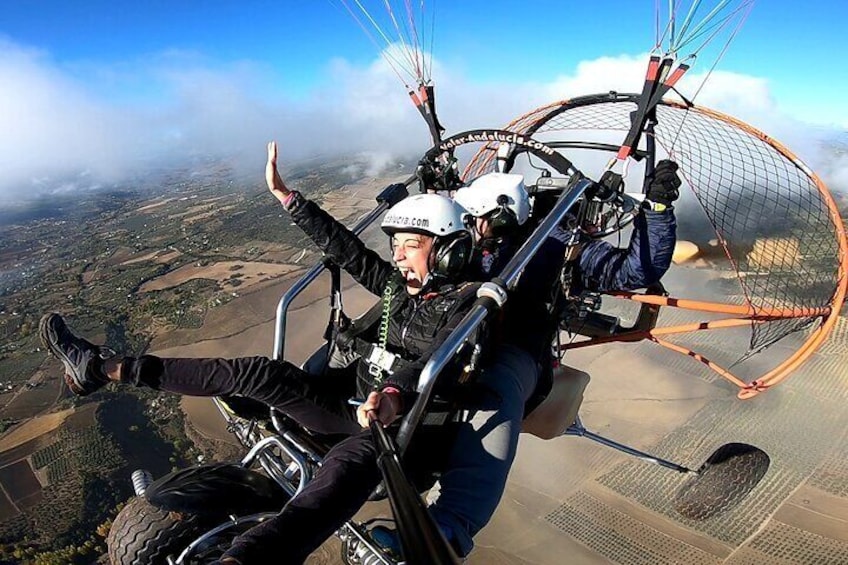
[576,160,681,292]
[266,141,395,295]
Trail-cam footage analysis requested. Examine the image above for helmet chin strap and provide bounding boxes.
[472,223,486,245]
[420,272,435,291]
[420,241,440,291]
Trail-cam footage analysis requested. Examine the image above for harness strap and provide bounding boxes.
[336,284,396,349]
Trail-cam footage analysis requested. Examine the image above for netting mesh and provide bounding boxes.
[467,95,845,356]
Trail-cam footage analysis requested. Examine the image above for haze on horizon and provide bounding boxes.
[1,1,846,206]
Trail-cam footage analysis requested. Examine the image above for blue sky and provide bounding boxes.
[1,1,846,200]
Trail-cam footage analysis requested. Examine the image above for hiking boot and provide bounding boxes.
[39,313,115,396]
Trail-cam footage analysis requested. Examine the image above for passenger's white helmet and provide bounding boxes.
[381,193,472,281]
[453,173,531,233]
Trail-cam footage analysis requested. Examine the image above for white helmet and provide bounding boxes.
[381,193,469,237]
[381,193,472,281]
[454,172,531,231]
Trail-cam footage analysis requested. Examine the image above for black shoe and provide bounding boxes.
[39,313,115,396]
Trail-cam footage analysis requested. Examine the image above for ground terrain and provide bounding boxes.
[0,155,405,563]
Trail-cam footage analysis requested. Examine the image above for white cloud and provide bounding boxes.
[543,53,649,99]
[817,151,848,194]
[0,38,845,205]
[0,41,139,190]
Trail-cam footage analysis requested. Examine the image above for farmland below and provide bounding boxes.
[0,154,407,563]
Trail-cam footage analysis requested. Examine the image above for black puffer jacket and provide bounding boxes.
[285,192,481,401]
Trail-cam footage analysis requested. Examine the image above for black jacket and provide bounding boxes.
[285,192,481,401]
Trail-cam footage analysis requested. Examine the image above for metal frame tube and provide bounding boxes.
[564,417,694,474]
[174,512,278,564]
[273,203,392,360]
[338,522,397,565]
[240,436,313,494]
[395,179,594,453]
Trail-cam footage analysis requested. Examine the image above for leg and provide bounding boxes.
[123,354,312,401]
[427,345,539,556]
[40,313,359,435]
[122,356,360,436]
[221,429,381,564]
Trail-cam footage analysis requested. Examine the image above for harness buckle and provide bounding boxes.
[367,344,398,373]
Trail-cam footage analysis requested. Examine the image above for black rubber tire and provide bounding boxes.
[673,442,770,520]
[107,496,203,565]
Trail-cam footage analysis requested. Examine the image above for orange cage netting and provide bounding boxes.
[464,93,848,398]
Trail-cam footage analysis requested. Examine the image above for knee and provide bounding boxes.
[481,347,539,400]
[326,433,378,470]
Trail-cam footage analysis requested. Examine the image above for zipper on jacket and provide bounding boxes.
[400,298,421,349]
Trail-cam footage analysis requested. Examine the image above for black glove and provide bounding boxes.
[646,160,682,206]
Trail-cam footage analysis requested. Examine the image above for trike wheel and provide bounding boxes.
[107,496,202,565]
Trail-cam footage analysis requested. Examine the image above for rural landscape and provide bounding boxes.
[0,154,408,563]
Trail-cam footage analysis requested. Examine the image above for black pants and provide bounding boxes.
[224,427,383,564]
[122,355,445,563]
[122,355,361,435]
[217,424,452,565]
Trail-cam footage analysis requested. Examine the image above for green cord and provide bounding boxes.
[377,283,394,351]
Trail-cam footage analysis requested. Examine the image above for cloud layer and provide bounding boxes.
[0,38,844,205]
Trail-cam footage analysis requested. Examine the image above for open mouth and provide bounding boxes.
[398,268,423,287]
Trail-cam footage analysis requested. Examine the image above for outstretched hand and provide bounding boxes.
[646,159,682,206]
[357,391,401,428]
[266,141,291,204]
